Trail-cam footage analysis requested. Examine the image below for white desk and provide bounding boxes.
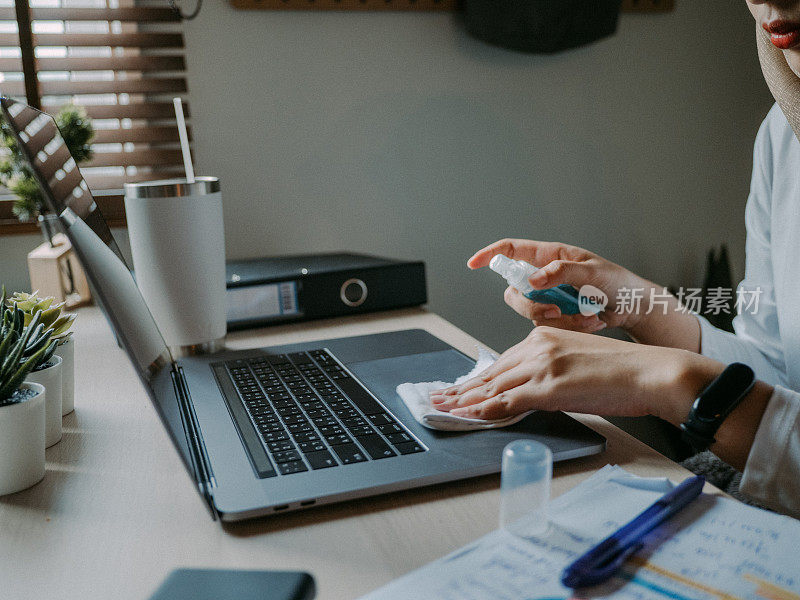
[0,307,703,599]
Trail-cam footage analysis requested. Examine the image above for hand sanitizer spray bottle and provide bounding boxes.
[489,255,601,315]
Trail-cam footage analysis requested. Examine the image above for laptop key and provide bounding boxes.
[336,378,384,415]
[326,434,353,446]
[305,450,337,470]
[277,460,308,475]
[258,423,286,434]
[347,425,374,437]
[318,425,345,437]
[271,399,296,409]
[356,435,396,460]
[386,432,412,445]
[289,352,312,364]
[394,441,425,455]
[261,430,289,442]
[376,423,402,435]
[288,423,314,434]
[273,450,302,463]
[267,440,295,453]
[333,443,367,464]
[367,413,394,426]
[298,440,326,453]
[291,431,321,443]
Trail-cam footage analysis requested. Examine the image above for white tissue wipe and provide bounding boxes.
[395,347,534,432]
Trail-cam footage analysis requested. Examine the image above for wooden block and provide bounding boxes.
[27,234,92,308]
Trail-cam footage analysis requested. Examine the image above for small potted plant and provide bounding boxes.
[0,298,52,495]
[2,289,61,447]
[7,292,76,415]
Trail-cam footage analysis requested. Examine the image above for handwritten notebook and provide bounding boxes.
[360,465,800,600]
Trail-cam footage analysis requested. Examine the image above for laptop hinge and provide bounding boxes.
[171,365,218,520]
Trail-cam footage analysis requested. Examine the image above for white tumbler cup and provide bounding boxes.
[123,177,226,355]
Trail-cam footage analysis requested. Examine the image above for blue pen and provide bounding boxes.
[560,475,705,589]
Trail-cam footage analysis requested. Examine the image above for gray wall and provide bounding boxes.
[182,0,774,352]
[1,0,774,352]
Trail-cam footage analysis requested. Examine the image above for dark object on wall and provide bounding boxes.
[463,0,623,53]
[702,245,735,333]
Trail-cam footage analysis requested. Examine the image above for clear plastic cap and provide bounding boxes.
[500,439,552,537]
[489,254,535,288]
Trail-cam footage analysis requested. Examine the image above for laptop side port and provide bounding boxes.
[300,499,316,507]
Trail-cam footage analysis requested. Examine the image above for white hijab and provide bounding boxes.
[757,25,800,141]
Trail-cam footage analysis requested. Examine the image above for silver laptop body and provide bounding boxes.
[1,98,605,521]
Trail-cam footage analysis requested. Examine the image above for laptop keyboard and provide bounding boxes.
[223,349,425,477]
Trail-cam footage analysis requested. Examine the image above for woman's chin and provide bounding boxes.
[785,50,800,78]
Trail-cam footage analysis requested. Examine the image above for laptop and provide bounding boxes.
[1,97,605,521]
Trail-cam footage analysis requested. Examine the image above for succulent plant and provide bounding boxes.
[0,289,55,405]
[5,290,75,344]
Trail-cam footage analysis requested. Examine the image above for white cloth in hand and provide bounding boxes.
[395,348,534,431]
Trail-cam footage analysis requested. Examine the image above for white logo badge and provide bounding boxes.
[578,285,608,317]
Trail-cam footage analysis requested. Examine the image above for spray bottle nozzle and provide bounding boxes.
[489,255,535,289]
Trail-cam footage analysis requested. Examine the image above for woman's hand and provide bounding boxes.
[430,326,724,423]
[468,238,653,333]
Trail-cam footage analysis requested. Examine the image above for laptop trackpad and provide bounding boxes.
[345,349,477,401]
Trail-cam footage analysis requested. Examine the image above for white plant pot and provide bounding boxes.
[0,382,45,495]
[25,355,63,448]
[55,337,75,415]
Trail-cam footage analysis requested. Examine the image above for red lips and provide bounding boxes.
[763,20,800,50]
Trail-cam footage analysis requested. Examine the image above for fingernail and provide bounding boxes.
[593,322,607,331]
[544,309,560,320]
[431,396,447,404]
[444,388,459,396]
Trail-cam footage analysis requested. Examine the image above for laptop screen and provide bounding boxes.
[0,98,204,493]
[0,97,171,376]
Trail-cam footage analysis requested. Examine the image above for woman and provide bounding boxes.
[432,0,800,518]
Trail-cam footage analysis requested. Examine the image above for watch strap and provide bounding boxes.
[679,362,755,453]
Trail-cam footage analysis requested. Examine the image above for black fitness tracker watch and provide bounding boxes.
[680,362,756,453]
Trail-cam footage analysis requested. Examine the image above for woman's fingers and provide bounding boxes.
[449,387,536,420]
[528,259,595,290]
[433,365,532,411]
[504,287,606,332]
[430,349,525,399]
[467,238,582,270]
[504,287,562,321]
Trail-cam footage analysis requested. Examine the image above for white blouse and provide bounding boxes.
[698,103,800,519]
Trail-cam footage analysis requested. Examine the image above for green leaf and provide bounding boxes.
[0,326,17,364]
[38,306,61,330]
[23,323,44,351]
[0,331,29,382]
[0,344,47,404]
[50,314,76,337]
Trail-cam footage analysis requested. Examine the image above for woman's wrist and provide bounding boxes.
[650,351,726,426]
[623,279,702,352]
